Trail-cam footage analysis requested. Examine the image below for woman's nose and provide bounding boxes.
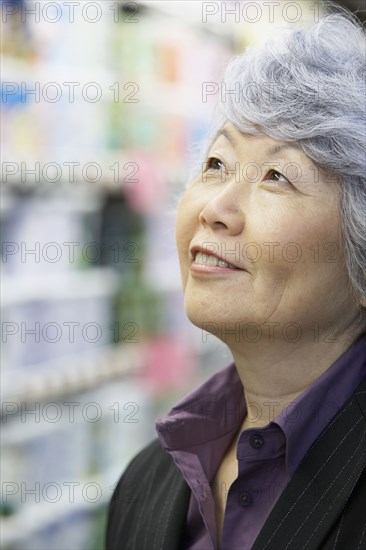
[198,183,245,235]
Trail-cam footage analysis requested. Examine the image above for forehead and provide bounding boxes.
[212,122,301,156]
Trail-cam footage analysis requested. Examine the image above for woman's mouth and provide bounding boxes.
[194,251,238,269]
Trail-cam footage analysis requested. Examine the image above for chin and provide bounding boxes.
[184,302,239,341]
[184,303,219,334]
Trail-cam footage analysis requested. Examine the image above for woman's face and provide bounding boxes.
[176,122,359,344]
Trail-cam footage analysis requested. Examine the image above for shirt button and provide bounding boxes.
[250,434,264,449]
[239,491,253,507]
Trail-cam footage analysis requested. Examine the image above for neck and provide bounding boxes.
[229,317,364,428]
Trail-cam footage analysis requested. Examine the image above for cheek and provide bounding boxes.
[285,210,342,267]
[175,192,199,273]
[249,203,341,273]
[176,194,191,246]
[176,187,204,235]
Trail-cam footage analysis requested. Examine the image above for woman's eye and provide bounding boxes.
[204,156,226,172]
[264,169,291,186]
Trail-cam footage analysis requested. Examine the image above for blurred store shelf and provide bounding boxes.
[0,462,125,548]
[2,268,119,306]
[1,340,144,409]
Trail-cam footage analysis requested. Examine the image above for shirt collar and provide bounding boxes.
[156,362,244,450]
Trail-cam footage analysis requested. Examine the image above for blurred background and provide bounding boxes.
[1,1,363,548]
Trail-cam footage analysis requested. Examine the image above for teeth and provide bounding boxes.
[194,252,236,269]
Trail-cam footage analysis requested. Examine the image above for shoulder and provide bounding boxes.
[110,437,172,506]
[121,438,169,478]
[106,438,190,550]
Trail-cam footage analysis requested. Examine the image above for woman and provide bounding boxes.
[106,8,366,550]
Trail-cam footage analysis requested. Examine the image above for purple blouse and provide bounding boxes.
[156,334,366,550]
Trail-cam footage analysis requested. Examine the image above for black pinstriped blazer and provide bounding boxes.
[106,376,366,550]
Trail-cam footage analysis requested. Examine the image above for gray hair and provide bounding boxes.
[190,8,366,314]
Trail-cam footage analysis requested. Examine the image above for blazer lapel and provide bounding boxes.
[252,377,366,550]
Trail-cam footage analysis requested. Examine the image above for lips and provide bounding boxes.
[190,245,245,271]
